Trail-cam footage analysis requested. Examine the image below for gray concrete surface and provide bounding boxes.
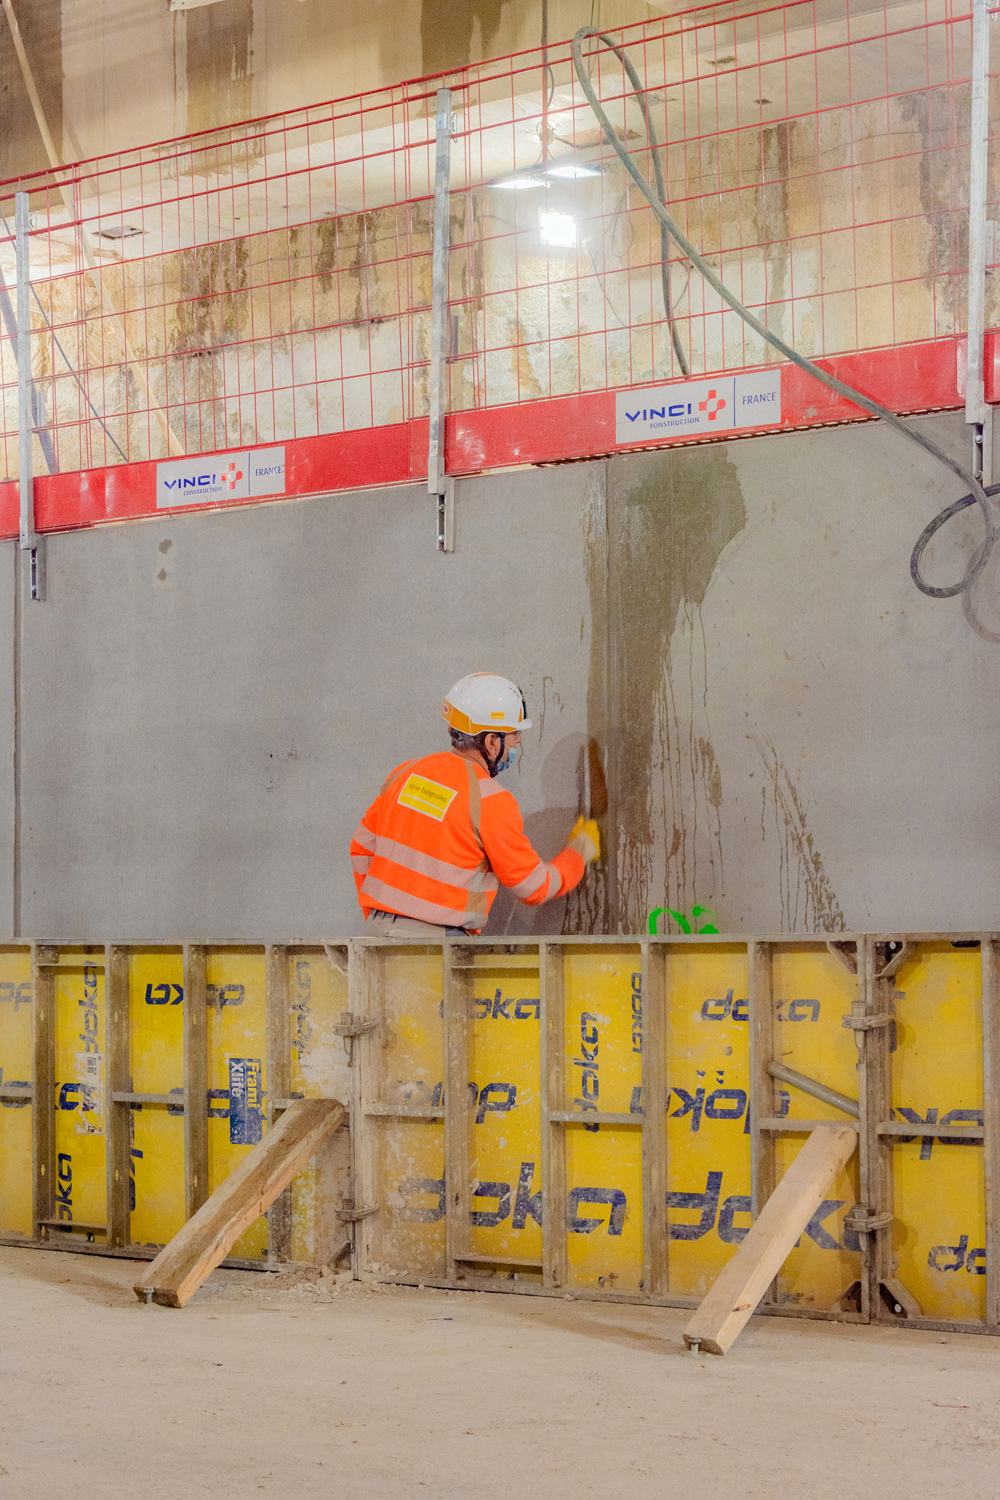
[2,409,998,940]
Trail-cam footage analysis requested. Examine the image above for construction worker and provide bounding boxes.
[352,673,601,937]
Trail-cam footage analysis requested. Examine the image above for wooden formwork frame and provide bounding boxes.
[1,932,998,1337]
[351,932,1000,1336]
[1,939,339,1270]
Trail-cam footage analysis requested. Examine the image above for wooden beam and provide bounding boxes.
[134,1098,345,1307]
[540,941,567,1290]
[682,1124,858,1355]
[183,945,209,1222]
[641,940,668,1296]
[265,944,292,1264]
[105,945,131,1248]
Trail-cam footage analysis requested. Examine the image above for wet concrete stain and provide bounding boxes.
[420,0,506,76]
[574,446,746,933]
[564,463,611,936]
[184,0,254,134]
[750,729,845,932]
[0,0,61,181]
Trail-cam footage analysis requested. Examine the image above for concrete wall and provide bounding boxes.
[8,0,671,168]
[3,406,998,941]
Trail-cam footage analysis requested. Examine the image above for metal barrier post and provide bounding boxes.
[967,0,992,485]
[428,87,454,553]
[14,192,43,601]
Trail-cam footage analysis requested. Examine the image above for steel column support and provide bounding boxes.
[967,0,992,484]
[428,87,454,552]
[15,193,43,600]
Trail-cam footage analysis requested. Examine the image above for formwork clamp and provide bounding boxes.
[842,1206,893,1234]
[335,1201,378,1223]
[841,1011,893,1031]
[334,1010,378,1067]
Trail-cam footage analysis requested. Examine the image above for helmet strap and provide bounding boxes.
[483,731,506,779]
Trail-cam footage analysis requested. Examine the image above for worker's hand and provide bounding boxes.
[566,815,600,864]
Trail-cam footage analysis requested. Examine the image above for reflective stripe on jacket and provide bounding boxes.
[351,750,585,932]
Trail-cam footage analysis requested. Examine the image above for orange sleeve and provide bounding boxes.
[479,786,585,906]
[350,799,379,915]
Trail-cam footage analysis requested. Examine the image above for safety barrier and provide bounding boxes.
[0,0,991,492]
[0,934,996,1334]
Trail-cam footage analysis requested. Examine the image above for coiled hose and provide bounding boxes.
[572,26,995,599]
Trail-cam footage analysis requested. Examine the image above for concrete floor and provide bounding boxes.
[0,1246,997,1498]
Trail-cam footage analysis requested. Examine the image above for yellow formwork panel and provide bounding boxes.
[770,947,862,1310]
[664,945,751,1299]
[370,948,446,1279]
[0,948,33,1237]
[287,948,349,1264]
[128,950,185,1248]
[890,943,985,1323]
[0,934,994,1334]
[468,955,542,1273]
[563,947,643,1291]
[206,949,268,1261]
[53,958,107,1236]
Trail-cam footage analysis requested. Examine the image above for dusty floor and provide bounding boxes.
[0,1247,997,1498]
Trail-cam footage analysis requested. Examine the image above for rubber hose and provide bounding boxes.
[572,26,996,600]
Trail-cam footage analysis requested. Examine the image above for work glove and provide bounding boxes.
[566,815,600,864]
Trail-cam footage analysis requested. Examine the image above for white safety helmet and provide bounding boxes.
[442,673,532,735]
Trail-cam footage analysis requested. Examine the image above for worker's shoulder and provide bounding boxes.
[384,750,466,789]
[479,777,519,808]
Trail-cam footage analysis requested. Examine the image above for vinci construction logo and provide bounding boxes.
[156,446,286,508]
[615,371,781,444]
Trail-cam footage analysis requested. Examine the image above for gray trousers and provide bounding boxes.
[365,908,470,939]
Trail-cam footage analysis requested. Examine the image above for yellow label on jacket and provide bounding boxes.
[397,773,458,822]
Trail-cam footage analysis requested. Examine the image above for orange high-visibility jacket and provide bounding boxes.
[351,750,585,932]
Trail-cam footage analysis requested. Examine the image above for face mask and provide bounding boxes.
[497,743,519,773]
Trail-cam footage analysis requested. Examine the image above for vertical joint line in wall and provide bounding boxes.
[11,541,20,939]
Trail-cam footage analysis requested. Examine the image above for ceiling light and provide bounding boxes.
[97,224,144,240]
[495,175,545,190]
[539,210,577,248]
[545,162,601,179]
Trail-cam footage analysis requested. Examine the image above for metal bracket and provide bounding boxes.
[842,1012,893,1031]
[879,1277,922,1319]
[335,1202,378,1223]
[333,1010,377,1068]
[323,943,348,977]
[843,1207,893,1234]
[436,475,455,552]
[333,1013,377,1039]
[875,941,913,981]
[825,940,858,975]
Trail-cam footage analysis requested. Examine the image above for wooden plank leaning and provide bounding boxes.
[682,1123,858,1355]
[134,1098,345,1308]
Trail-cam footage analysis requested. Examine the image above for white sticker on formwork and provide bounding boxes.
[74,1051,104,1133]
